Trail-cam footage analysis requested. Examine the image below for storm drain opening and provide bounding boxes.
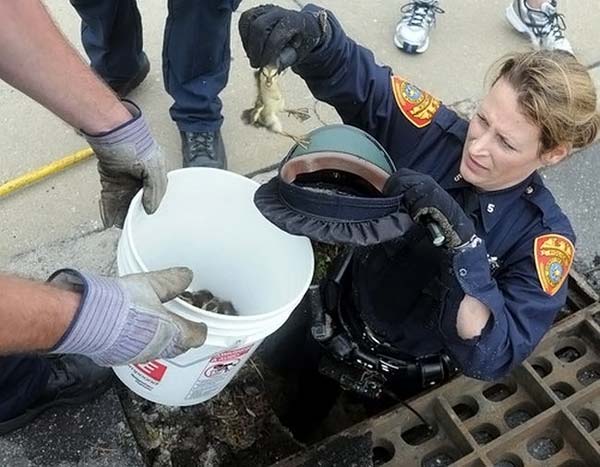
[420,447,460,467]
[110,260,599,467]
[483,379,518,402]
[554,338,587,363]
[451,396,479,421]
[402,422,438,446]
[576,363,600,386]
[504,402,540,429]
[527,431,564,461]
[575,408,599,433]
[491,453,525,467]
[275,278,600,467]
[529,356,553,378]
[471,423,501,445]
[372,438,395,465]
[551,382,577,400]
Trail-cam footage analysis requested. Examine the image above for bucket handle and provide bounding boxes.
[221,327,275,348]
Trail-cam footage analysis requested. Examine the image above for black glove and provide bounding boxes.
[384,168,476,249]
[238,5,326,70]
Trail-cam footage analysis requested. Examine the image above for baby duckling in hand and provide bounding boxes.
[242,65,310,148]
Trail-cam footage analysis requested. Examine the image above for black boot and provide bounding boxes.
[181,129,227,169]
[0,355,113,435]
[106,52,151,98]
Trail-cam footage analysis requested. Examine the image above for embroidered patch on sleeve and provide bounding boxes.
[534,234,574,296]
[391,75,441,128]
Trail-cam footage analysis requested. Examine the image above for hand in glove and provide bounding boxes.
[83,100,167,228]
[49,267,207,367]
[384,168,477,249]
[239,4,327,70]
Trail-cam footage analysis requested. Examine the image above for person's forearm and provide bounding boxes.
[0,0,131,133]
[0,274,80,354]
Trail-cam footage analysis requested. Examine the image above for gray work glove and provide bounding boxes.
[48,267,207,367]
[83,100,167,228]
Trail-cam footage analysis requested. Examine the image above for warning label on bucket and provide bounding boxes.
[128,360,168,391]
[184,344,255,401]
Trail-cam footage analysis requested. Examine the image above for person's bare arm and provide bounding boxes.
[0,0,168,226]
[456,295,491,340]
[0,0,130,134]
[0,275,80,353]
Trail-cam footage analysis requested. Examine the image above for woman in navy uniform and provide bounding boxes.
[239,5,599,387]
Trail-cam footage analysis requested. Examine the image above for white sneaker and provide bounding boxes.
[506,0,573,54]
[394,0,444,54]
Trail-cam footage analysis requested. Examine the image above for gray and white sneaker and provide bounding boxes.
[394,0,444,54]
[506,0,573,54]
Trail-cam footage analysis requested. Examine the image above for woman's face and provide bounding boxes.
[460,78,564,191]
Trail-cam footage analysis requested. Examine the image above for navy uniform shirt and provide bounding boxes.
[295,5,576,381]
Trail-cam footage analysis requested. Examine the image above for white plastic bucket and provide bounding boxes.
[113,168,314,406]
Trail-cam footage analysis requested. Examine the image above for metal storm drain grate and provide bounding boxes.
[275,273,600,467]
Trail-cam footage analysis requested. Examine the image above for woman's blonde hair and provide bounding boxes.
[490,50,599,153]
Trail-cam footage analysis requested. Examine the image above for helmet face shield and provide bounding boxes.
[280,151,390,196]
[253,125,414,246]
[285,124,397,174]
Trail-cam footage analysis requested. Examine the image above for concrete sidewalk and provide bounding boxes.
[1,0,599,258]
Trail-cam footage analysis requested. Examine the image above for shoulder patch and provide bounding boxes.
[391,75,441,128]
[534,234,574,296]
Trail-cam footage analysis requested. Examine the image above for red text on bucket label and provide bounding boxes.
[184,344,256,401]
[209,345,253,365]
[132,360,168,384]
[203,345,253,378]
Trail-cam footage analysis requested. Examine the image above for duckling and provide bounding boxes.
[242,65,310,148]
[179,289,238,316]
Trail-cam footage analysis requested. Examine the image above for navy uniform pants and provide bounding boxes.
[70,0,241,133]
[0,356,50,421]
